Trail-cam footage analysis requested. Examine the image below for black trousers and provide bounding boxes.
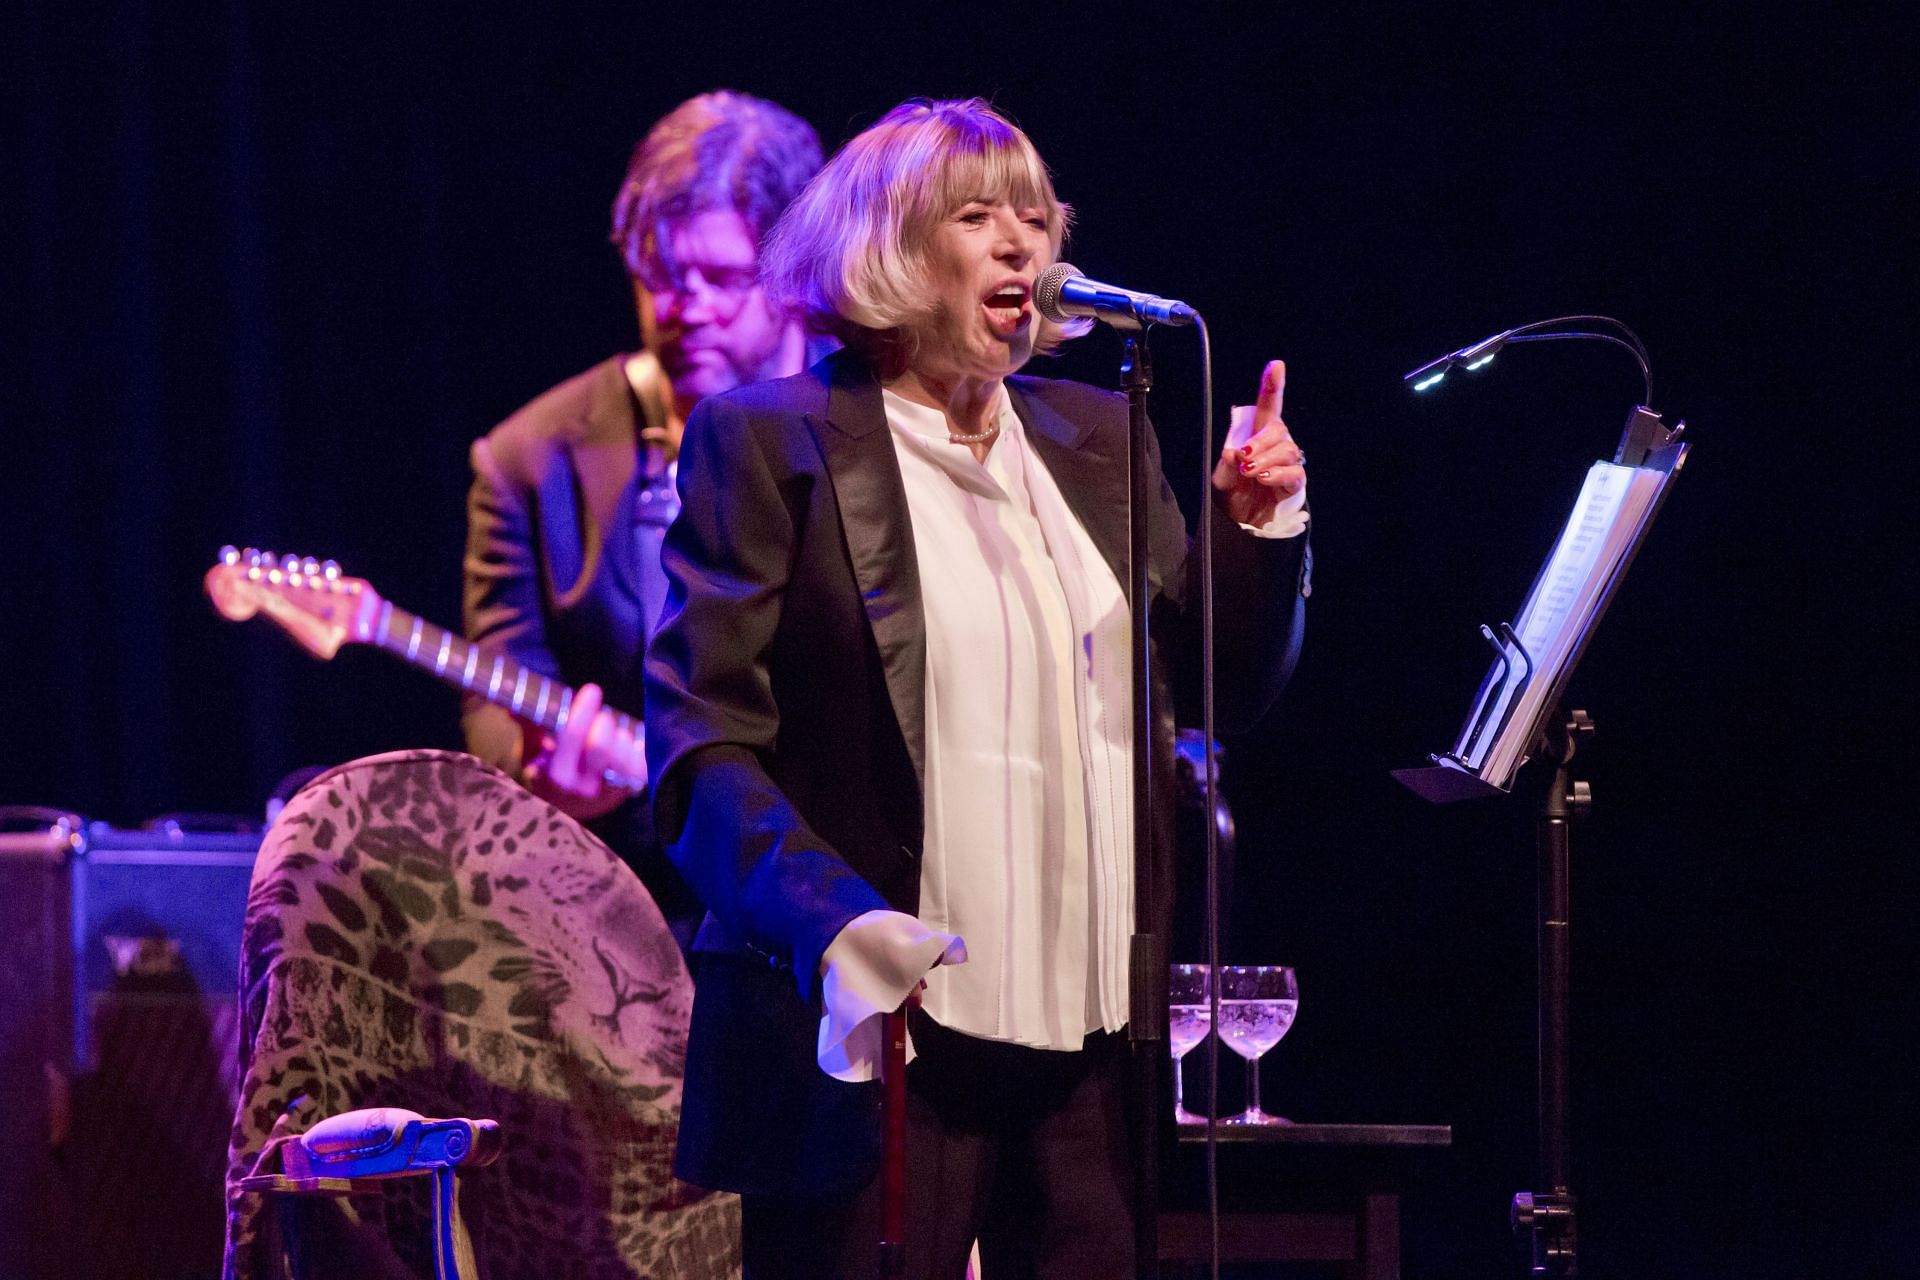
[741,1014,1136,1280]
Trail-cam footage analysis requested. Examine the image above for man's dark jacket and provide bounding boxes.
[643,349,1311,1197]
[462,353,698,932]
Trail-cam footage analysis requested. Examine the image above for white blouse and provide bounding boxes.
[896,386,1135,1052]
[815,387,1306,1080]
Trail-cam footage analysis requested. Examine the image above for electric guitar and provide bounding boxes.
[203,547,641,776]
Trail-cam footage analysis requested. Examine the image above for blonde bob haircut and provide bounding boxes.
[760,97,1091,372]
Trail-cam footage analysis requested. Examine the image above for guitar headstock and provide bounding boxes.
[204,546,385,660]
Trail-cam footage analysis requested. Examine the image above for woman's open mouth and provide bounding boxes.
[982,282,1031,337]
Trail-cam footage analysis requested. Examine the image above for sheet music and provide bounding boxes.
[1518,463,1638,657]
[1453,460,1667,783]
[1397,426,1686,804]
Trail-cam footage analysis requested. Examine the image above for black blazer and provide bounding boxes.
[644,349,1310,1196]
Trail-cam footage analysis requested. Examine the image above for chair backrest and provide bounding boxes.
[223,749,739,1279]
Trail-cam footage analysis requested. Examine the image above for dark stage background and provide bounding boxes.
[5,3,1914,1276]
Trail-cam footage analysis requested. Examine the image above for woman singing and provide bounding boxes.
[643,98,1312,1279]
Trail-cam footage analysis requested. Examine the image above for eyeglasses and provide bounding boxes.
[640,260,763,309]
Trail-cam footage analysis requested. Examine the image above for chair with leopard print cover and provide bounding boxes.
[222,749,739,1279]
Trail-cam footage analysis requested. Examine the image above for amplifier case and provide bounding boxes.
[0,822,258,1280]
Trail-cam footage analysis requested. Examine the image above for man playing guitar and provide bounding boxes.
[460,92,825,951]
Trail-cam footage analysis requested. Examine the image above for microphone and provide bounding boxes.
[1033,263,1197,329]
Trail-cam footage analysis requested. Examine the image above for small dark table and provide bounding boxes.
[1159,1122,1452,1279]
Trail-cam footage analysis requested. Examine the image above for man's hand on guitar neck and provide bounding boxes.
[520,681,648,823]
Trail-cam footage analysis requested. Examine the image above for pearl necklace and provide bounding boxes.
[948,421,1000,445]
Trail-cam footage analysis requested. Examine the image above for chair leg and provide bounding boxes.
[430,1167,479,1280]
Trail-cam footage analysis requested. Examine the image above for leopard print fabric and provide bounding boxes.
[223,749,739,1279]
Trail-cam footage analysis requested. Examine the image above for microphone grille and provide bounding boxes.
[1032,262,1082,322]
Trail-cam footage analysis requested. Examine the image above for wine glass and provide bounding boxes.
[1168,964,1212,1124]
[1218,965,1299,1125]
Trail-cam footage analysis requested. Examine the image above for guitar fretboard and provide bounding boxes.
[367,601,639,741]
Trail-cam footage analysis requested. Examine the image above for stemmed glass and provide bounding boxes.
[1218,965,1299,1125]
[1168,964,1212,1124]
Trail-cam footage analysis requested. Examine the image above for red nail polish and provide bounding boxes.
[1239,444,1253,457]
[1258,469,1272,480]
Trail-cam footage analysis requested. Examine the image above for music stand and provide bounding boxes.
[1394,406,1689,1277]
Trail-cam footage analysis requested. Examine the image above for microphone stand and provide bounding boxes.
[1122,326,1167,1278]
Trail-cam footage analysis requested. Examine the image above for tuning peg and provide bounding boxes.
[219,545,240,565]
[301,557,320,577]
[245,548,264,566]
[321,560,341,580]
[280,553,301,572]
